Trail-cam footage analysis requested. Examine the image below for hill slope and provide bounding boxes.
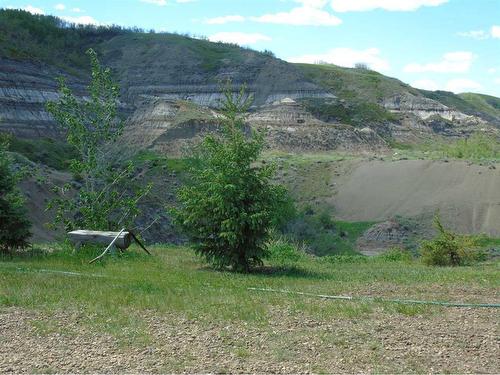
[1,9,499,148]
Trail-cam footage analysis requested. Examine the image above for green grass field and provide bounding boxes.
[1,244,498,325]
[1,245,499,372]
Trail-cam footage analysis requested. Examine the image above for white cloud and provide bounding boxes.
[7,5,45,14]
[457,26,500,40]
[205,15,245,25]
[252,0,341,26]
[488,68,498,74]
[411,79,439,91]
[403,51,475,73]
[54,3,65,10]
[445,78,482,93]
[457,30,489,40]
[140,0,167,5]
[139,0,193,4]
[330,0,448,12]
[494,78,500,85]
[491,25,500,39]
[61,15,99,25]
[208,32,271,45]
[72,7,83,12]
[297,0,329,7]
[288,47,390,71]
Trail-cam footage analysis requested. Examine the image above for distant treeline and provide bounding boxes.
[0,9,275,73]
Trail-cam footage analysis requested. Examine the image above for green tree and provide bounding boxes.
[171,85,287,272]
[46,49,151,231]
[0,135,31,253]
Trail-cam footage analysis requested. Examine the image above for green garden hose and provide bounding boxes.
[248,287,500,308]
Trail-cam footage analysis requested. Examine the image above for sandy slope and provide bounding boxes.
[333,160,500,236]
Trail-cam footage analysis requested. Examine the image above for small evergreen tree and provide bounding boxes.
[171,85,287,272]
[46,49,151,231]
[0,135,31,253]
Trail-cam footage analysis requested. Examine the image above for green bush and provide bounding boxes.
[420,216,486,266]
[281,209,372,256]
[441,133,499,160]
[321,254,368,264]
[376,247,413,262]
[0,136,31,253]
[266,235,304,265]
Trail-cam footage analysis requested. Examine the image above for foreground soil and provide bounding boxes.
[1,306,498,374]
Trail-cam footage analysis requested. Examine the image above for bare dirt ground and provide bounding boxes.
[332,160,500,237]
[1,306,498,373]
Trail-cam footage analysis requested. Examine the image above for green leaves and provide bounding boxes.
[420,215,486,266]
[172,83,287,272]
[0,135,31,253]
[46,49,150,232]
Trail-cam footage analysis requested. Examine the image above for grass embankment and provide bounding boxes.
[1,246,499,372]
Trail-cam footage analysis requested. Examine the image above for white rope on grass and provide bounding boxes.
[0,265,109,278]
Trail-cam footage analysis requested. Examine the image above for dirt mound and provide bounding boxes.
[333,160,500,236]
[356,220,413,256]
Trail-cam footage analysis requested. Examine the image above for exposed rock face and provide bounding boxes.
[100,35,333,107]
[383,94,471,121]
[121,99,221,156]
[383,93,498,140]
[249,99,386,152]
[0,58,86,138]
[123,98,387,155]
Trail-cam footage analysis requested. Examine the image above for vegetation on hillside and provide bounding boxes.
[0,135,31,253]
[297,63,419,104]
[279,208,374,256]
[0,9,273,77]
[459,93,500,121]
[300,97,399,127]
[0,9,132,72]
[8,136,78,170]
[390,133,500,162]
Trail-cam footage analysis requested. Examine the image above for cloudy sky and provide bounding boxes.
[2,0,500,97]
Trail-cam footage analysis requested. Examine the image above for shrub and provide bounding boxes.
[419,216,486,266]
[376,247,413,262]
[0,135,31,253]
[321,254,367,264]
[441,133,499,161]
[281,209,372,256]
[171,84,288,272]
[266,234,304,265]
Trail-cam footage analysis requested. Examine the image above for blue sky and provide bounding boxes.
[2,0,500,97]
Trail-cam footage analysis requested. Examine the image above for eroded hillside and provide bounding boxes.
[1,9,499,153]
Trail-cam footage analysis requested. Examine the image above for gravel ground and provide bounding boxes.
[1,306,499,373]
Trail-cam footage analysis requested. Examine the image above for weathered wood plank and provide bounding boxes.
[68,230,132,249]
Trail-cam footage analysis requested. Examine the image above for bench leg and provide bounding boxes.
[72,242,82,254]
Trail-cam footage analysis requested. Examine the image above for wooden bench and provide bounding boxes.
[68,228,151,263]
